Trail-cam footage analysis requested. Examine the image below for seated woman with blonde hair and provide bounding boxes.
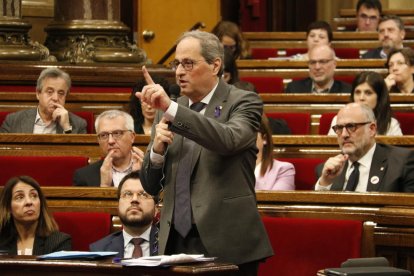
[255,115,295,190]
[0,176,71,255]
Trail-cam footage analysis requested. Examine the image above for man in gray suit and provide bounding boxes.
[90,171,158,257]
[137,30,273,275]
[285,45,351,93]
[316,103,414,192]
[0,68,86,134]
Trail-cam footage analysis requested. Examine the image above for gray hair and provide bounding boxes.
[36,68,71,94]
[95,110,135,133]
[358,103,376,122]
[380,14,405,30]
[177,30,224,76]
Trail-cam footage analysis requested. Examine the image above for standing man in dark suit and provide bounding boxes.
[362,15,405,59]
[316,102,414,192]
[73,110,144,187]
[0,68,86,134]
[285,45,352,93]
[90,171,158,257]
[137,30,273,275]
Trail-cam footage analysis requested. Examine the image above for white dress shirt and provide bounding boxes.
[315,143,376,192]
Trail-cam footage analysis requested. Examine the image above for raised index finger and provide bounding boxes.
[142,65,155,85]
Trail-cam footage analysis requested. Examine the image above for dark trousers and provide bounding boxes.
[165,225,259,276]
[165,224,208,255]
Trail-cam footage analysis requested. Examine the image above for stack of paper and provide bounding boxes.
[121,254,216,267]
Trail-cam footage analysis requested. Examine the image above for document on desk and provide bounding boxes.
[121,254,216,267]
[37,251,118,260]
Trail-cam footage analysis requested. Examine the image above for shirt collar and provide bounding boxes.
[348,143,376,169]
[35,107,53,126]
[112,158,134,173]
[311,80,334,94]
[123,225,152,248]
[188,81,219,106]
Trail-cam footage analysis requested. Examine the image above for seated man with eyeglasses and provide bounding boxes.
[285,45,352,93]
[90,171,159,257]
[73,110,144,187]
[315,102,414,192]
[355,0,382,32]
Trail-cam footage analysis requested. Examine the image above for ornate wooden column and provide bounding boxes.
[44,0,146,63]
[0,0,50,60]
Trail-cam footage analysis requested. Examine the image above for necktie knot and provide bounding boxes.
[190,102,206,112]
[131,237,144,246]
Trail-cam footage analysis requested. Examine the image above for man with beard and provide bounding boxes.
[285,45,351,93]
[315,103,414,192]
[90,171,158,257]
[73,110,144,187]
[0,68,86,134]
[362,15,405,59]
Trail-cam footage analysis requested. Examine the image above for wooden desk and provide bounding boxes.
[0,62,175,86]
[0,255,238,276]
[340,8,414,17]
[1,134,414,160]
[270,135,414,158]
[0,134,150,162]
[244,31,414,41]
[23,187,414,273]
[237,59,386,69]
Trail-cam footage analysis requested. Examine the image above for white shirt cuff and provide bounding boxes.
[315,178,332,191]
[164,101,178,122]
[150,147,165,169]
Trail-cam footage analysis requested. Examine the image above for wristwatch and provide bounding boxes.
[63,126,73,134]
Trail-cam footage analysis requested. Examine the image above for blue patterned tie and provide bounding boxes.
[174,102,206,238]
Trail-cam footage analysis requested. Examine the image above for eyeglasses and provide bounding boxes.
[331,122,371,135]
[97,130,131,141]
[308,59,333,67]
[169,59,205,71]
[358,14,379,22]
[120,190,153,200]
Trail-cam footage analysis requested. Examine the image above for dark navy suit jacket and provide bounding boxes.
[89,226,158,258]
[73,160,104,187]
[316,144,414,192]
[285,77,352,93]
[361,47,383,59]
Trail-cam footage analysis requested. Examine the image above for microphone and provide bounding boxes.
[168,84,180,102]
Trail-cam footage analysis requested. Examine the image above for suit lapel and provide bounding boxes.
[109,232,125,258]
[367,145,387,191]
[149,225,158,256]
[190,80,229,171]
[24,109,37,133]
